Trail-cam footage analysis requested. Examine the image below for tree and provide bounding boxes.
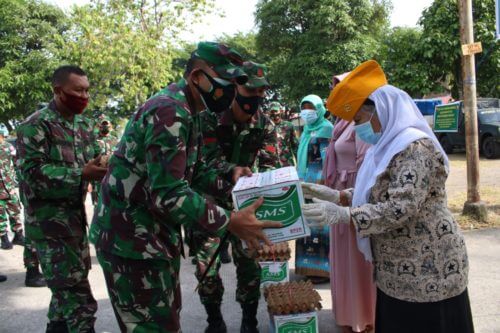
[0,0,67,131]
[255,0,391,104]
[381,27,444,98]
[57,0,216,119]
[418,0,499,99]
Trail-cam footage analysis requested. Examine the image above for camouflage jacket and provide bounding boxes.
[275,120,298,167]
[16,101,100,240]
[193,108,279,209]
[199,108,279,178]
[89,79,231,260]
[0,140,17,199]
[96,134,118,155]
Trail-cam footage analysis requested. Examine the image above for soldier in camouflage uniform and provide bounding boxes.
[269,102,298,167]
[192,61,279,333]
[91,116,119,205]
[17,65,107,333]
[89,42,280,333]
[0,129,24,250]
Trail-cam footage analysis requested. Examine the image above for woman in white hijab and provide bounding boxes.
[301,61,474,333]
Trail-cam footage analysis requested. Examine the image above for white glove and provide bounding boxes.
[301,182,340,203]
[302,198,351,227]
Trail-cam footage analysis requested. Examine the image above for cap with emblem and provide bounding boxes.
[326,60,387,121]
[242,61,270,88]
[192,42,248,84]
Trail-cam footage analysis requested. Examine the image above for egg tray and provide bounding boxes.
[264,281,322,315]
[256,242,291,262]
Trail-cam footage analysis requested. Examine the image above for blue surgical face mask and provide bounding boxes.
[300,109,318,125]
[354,111,382,145]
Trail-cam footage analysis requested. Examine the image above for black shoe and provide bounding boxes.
[0,274,6,282]
[12,230,25,246]
[204,303,227,333]
[241,302,259,333]
[46,321,68,333]
[25,266,47,287]
[1,234,12,250]
[219,243,231,264]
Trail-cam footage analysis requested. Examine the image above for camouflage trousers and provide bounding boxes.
[0,195,23,235]
[23,234,39,269]
[34,234,97,333]
[97,251,182,333]
[191,230,261,305]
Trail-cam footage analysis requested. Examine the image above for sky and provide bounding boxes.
[48,0,435,41]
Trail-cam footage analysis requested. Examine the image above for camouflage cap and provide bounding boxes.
[98,114,112,124]
[242,61,270,88]
[269,102,282,112]
[192,42,248,84]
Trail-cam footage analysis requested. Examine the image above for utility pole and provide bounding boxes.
[458,0,487,222]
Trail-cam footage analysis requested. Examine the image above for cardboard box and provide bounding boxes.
[270,311,319,333]
[232,167,310,244]
[260,261,289,288]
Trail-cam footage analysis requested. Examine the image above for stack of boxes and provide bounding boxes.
[257,242,291,287]
[264,281,322,333]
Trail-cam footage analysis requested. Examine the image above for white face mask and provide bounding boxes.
[300,109,318,125]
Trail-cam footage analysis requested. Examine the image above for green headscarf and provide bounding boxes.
[297,94,334,178]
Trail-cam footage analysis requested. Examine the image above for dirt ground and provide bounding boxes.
[445,153,500,228]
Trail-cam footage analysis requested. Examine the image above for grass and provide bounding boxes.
[447,186,500,230]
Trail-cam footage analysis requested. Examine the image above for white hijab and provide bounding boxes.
[352,85,449,261]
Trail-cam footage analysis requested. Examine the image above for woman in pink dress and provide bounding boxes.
[322,74,376,333]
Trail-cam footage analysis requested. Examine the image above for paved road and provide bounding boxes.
[1,225,499,332]
[1,156,499,332]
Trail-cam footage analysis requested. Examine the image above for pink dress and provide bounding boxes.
[323,120,376,332]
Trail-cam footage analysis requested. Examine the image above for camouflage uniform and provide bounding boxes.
[89,42,246,332]
[269,102,298,167]
[91,131,118,205]
[16,100,99,333]
[192,62,279,307]
[274,121,298,167]
[0,140,23,236]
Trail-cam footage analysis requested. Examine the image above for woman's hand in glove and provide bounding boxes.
[301,182,340,203]
[302,198,351,227]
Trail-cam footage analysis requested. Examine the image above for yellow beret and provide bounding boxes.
[326,60,387,121]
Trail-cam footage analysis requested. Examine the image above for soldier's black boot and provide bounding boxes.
[46,321,68,333]
[204,303,227,333]
[12,230,25,246]
[25,266,47,287]
[0,274,7,282]
[1,234,12,250]
[219,242,231,264]
[240,302,259,333]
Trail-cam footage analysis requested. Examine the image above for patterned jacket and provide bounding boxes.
[16,101,100,240]
[351,139,468,303]
[96,134,118,156]
[194,108,279,208]
[275,120,298,167]
[199,108,278,177]
[0,140,17,199]
[89,79,231,260]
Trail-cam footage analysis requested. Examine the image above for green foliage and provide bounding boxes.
[255,0,391,104]
[217,32,265,63]
[0,0,67,130]
[418,0,499,98]
[57,0,216,119]
[381,27,443,98]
